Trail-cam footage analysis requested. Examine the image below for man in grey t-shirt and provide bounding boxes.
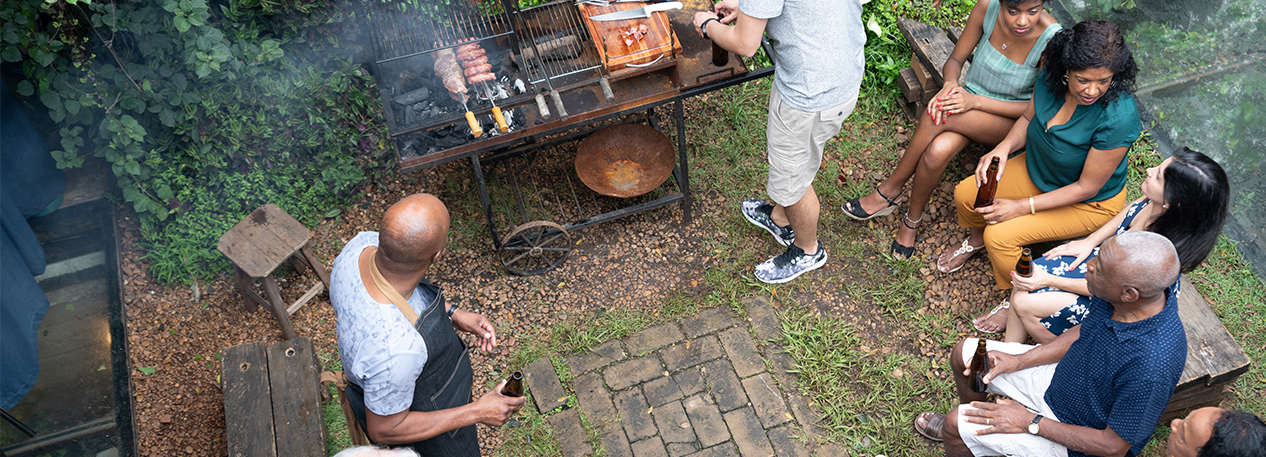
[694,0,865,283]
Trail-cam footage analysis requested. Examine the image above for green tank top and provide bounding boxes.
[962,0,1062,102]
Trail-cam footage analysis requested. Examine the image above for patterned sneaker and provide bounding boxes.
[741,198,795,247]
[754,243,828,284]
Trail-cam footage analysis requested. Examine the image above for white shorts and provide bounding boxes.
[765,85,856,207]
[957,338,1068,457]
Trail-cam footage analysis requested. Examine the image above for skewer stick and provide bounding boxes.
[461,93,483,137]
[483,81,509,133]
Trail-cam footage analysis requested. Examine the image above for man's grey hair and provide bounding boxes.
[332,446,421,457]
[1109,231,1180,297]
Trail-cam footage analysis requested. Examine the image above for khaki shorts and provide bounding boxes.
[957,338,1068,457]
[765,85,857,207]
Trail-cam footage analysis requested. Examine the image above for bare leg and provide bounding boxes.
[771,186,821,254]
[850,109,946,215]
[1011,290,1076,345]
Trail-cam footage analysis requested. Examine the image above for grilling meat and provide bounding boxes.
[433,48,467,98]
[456,41,496,86]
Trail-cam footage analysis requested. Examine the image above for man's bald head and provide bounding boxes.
[1100,231,1181,299]
[378,194,449,273]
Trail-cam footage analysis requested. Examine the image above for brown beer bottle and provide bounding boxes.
[502,370,524,397]
[1015,248,1033,277]
[974,157,1001,208]
[711,15,729,67]
[969,338,991,393]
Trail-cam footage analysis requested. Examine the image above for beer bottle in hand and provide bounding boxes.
[502,370,524,397]
[974,157,1001,208]
[711,15,729,67]
[969,338,991,393]
[1015,248,1034,277]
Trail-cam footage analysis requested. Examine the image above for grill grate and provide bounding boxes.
[367,0,515,64]
[515,1,603,84]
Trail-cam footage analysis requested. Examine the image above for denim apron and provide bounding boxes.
[346,279,479,456]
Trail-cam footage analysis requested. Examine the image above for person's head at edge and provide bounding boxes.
[1168,407,1266,457]
[333,446,421,457]
[1143,147,1230,273]
[1084,231,1179,307]
[377,193,450,277]
[1040,20,1138,106]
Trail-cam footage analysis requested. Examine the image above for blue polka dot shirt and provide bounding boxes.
[1045,279,1187,457]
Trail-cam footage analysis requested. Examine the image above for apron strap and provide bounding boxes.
[367,250,419,325]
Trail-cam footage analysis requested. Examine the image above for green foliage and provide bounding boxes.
[3,0,392,283]
[861,0,974,97]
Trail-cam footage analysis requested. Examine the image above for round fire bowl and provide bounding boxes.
[575,123,676,198]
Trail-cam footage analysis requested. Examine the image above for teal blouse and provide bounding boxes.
[1025,72,1141,202]
[962,0,1062,102]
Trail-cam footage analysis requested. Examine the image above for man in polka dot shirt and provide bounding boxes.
[914,231,1188,457]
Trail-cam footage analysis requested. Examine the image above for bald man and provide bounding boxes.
[331,194,523,456]
[915,231,1188,457]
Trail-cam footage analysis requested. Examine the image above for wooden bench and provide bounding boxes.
[896,17,968,122]
[1164,276,1252,421]
[221,337,328,457]
[893,17,1251,422]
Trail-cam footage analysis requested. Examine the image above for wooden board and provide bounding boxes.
[897,17,957,88]
[578,2,682,72]
[1156,276,1252,422]
[222,342,277,457]
[217,204,312,278]
[898,67,923,104]
[266,337,327,457]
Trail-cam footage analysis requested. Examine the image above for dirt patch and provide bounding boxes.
[123,95,1006,456]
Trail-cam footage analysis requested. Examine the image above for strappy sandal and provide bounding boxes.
[914,411,946,442]
[843,185,901,221]
[972,299,1010,334]
[891,213,921,259]
[937,239,985,274]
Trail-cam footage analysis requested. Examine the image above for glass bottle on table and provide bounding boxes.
[710,15,729,67]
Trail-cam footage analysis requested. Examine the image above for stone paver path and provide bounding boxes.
[522,297,848,457]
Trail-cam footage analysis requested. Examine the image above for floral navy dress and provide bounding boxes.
[1034,199,1179,335]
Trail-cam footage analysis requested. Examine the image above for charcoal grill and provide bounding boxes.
[363,0,772,275]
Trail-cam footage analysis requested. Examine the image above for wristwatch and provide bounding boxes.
[1028,414,1043,435]
[701,17,720,39]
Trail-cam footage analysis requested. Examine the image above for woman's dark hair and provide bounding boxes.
[1197,410,1266,457]
[1148,147,1230,273]
[1004,0,1047,9]
[1040,20,1138,105]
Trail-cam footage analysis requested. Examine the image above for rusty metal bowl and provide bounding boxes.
[575,123,676,198]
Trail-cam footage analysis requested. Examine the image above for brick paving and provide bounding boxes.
[522,297,841,456]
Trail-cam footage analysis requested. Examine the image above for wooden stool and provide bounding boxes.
[218,204,330,340]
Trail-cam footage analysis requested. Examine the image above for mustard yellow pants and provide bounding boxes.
[953,153,1126,289]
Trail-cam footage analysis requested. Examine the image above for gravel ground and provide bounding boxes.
[122,95,1007,456]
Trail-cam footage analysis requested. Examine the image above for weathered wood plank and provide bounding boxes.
[263,276,299,340]
[898,67,923,104]
[222,342,278,457]
[897,17,956,88]
[1176,276,1251,385]
[217,204,312,277]
[266,337,327,457]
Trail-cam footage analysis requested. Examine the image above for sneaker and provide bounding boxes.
[741,198,795,247]
[754,243,828,284]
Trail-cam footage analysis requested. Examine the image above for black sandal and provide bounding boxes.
[843,185,901,221]
[890,213,920,259]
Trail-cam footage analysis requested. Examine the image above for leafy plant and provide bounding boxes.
[3,0,392,283]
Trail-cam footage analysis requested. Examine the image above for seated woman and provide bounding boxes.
[1001,148,1229,343]
[932,21,1141,328]
[842,0,1060,259]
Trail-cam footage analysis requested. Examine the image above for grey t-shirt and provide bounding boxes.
[741,0,867,112]
[330,232,435,416]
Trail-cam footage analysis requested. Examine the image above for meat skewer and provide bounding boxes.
[433,47,481,137]
[457,40,508,133]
